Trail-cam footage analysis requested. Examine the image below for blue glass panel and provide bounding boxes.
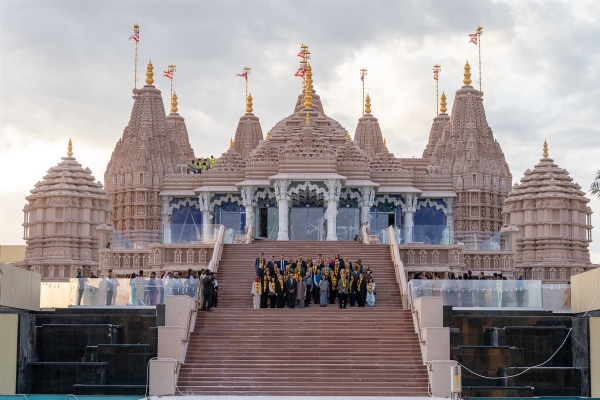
[414,203,445,244]
[171,205,202,243]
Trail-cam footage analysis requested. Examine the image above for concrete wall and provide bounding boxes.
[0,245,26,263]
[0,263,40,311]
[0,314,18,394]
[571,268,600,314]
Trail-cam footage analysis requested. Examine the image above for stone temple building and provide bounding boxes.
[16,140,113,279]
[17,52,597,283]
[503,141,594,280]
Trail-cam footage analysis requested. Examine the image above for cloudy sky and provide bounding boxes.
[1,1,599,262]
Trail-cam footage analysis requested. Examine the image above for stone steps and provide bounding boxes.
[178,241,427,396]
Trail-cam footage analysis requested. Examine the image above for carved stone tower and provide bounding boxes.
[166,92,195,163]
[19,140,113,281]
[232,94,264,159]
[427,62,512,243]
[354,95,384,159]
[503,141,595,282]
[104,61,183,245]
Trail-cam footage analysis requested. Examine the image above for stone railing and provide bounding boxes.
[461,250,515,278]
[208,225,226,273]
[98,248,151,276]
[361,224,381,244]
[148,243,214,271]
[387,226,408,308]
[234,225,253,244]
[398,244,464,277]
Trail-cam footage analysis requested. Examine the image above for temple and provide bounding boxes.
[17,52,596,284]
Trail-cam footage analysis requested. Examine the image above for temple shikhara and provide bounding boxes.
[17,46,596,283]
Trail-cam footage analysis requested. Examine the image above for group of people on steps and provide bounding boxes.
[251,253,376,309]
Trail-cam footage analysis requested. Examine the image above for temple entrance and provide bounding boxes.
[257,207,279,240]
[336,207,360,241]
[289,207,325,240]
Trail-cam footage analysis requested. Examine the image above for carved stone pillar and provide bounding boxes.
[198,192,213,242]
[240,186,256,231]
[324,180,342,241]
[161,196,172,243]
[358,187,376,227]
[274,180,290,241]
[444,197,455,245]
[402,194,417,243]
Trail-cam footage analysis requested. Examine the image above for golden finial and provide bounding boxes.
[463,61,472,86]
[440,92,447,114]
[304,64,313,109]
[364,94,372,115]
[229,138,233,147]
[345,130,350,141]
[543,140,549,158]
[266,130,271,141]
[145,60,154,85]
[67,138,73,157]
[383,138,387,149]
[170,92,178,113]
[305,112,310,125]
[246,93,253,113]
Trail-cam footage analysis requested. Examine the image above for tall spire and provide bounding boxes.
[364,94,372,115]
[543,140,549,158]
[170,92,178,113]
[440,92,447,113]
[246,93,253,114]
[463,61,472,86]
[145,60,154,85]
[67,138,73,157]
[304,64,313,109]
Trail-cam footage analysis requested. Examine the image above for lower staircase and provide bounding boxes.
[177,241,428,395]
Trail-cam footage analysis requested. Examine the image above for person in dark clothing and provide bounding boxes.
[76,268,87,306]
[201,272,213,311]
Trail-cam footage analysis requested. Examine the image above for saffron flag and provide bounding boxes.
[297,50,305,59]
[433,70,439,81]
[469,33,478,45]
[295,67,306,77]
[129,33,139,43]
[360,74,365,82]
[236,72,248,81]
[164,70,173,79]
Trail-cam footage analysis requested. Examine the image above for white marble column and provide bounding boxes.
[402,194,417,243]
[161,196,172,244]
[324,180,342,241]
[198,192,213,242]
[358,187,376,228]
[444,197,455,245]
[274,180,290,241]
[241,186,256,233]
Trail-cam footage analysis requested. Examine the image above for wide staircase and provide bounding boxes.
[177,241,428,396]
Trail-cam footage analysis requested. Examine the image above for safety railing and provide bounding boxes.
[387,225,409,308]
[208,225,226,273]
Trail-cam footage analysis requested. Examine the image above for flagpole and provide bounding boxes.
[243,66,251,99]
[433,64,441,114]
[360,68,367,115]
[168,64,176,98]
[301,44,308,92]
[133,24,139,89]
[476,26,483,92]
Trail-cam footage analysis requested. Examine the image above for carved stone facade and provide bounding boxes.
[17,150,113,281]
[104,65,183,246]
[503,147,596,282]
[425,64,512,243]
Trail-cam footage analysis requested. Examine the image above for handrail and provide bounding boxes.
[387,225,408,308]
[208,225,226,273]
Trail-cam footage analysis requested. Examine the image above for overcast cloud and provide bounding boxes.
[1,1,599,262]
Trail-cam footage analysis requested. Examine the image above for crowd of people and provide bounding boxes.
[188,156,215,174]
[251,253,376,309]
[74,268,218,309]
